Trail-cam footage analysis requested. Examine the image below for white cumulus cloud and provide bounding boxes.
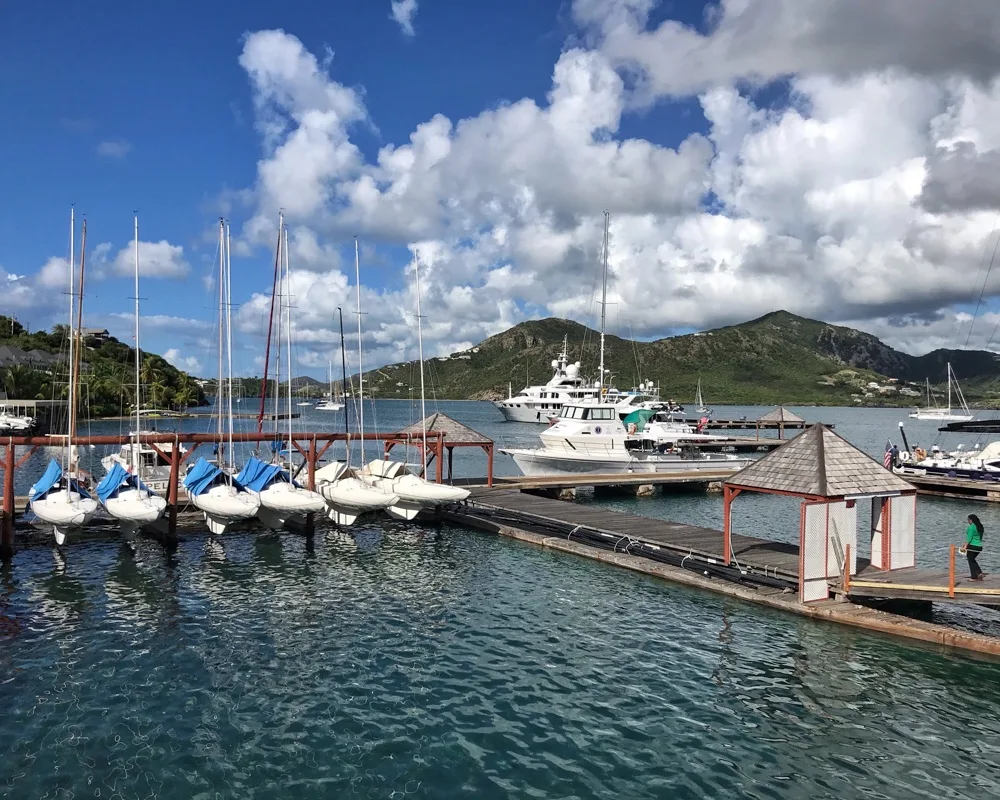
[390,0,418,37]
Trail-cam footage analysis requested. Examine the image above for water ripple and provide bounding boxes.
[0,523,998,799]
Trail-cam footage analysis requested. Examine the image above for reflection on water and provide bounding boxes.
[0,523,999,798]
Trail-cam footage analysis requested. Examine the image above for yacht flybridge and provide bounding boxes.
[909,363,973,422]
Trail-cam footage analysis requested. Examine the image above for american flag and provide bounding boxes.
[883,440,893,470]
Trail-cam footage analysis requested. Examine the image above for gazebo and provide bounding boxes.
[756,405,805,439]
[386,413,495,486]
[723,424,917,602]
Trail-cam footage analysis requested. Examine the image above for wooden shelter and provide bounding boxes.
[386,413,494,486]
[756,406,805,439]
[723,424,917,602]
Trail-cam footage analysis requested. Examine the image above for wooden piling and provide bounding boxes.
[1,443,14,560]
[167,436,180,540]
[949,544,956,598]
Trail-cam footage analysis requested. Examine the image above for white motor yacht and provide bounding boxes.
[493,336,602,423]
[362,459,471,521]
[101,436,186,495]
[501,401,749,477]
[315,461,398,525]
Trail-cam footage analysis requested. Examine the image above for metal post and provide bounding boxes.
[447,447,453,483]
[1,444,14,559]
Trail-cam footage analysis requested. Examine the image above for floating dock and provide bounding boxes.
[445,487,1000,658]
[904,473,1000,503]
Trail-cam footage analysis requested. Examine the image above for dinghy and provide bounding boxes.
[363,459,470,521]
[96,461,167,541]
[236,455,324,530]
[29,459,99,545]
[314,461,397,525]
[183,457,260,535]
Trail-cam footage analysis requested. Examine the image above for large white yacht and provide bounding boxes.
[493,336,602,423]
[500,401,749,476]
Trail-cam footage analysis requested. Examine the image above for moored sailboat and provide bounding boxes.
[909,364,973,422]
[29,209,98,544]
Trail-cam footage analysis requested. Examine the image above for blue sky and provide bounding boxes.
[3,1,1000,378]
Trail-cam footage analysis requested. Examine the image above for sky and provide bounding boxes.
[5,0,1000,380]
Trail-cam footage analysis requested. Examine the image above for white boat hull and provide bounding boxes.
[189,485,261,535]
[103,488,168,539]
[908,411,974,422]
[316,466,397,526]
[30,490,100,545]
[502,448,749,477]
[253,483,326,530]
[365,472,471,521]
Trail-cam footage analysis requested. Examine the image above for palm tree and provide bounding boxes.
[140,356,166,388]
[172,378,197,411]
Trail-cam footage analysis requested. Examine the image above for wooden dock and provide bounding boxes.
[675,418,828,431]
[445,487,1000,658]
[490,469,738,492]
[904,473,1000,503]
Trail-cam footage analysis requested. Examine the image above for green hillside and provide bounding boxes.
[362,311,1000,406]
[0,315,207,416]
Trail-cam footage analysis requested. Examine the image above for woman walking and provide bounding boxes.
[963,514,986,581]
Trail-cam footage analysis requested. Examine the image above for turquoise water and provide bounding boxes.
[5,402,1000,797]
[2,524,1000,798]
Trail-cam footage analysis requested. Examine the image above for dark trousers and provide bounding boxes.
[967,545,984,579]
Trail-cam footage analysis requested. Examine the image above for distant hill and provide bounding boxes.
[361,311,1000,406]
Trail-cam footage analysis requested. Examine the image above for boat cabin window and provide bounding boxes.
[590,408,615,421]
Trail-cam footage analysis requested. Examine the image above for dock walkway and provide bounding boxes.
[457,487,1000,606]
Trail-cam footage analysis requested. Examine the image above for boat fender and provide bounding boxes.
[899,450,910,463]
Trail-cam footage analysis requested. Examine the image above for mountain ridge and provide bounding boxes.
[362,311,1000,406]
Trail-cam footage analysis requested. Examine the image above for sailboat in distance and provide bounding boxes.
[316,361,344,411]
[908,363,973,422]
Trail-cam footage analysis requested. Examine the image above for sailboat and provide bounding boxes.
[30,209,99,544]
[97,215,167,539]
[695,378,709,415]
[315,254,398,524]
[183,219,260,534]
[360,242,470,520]
[316,361,344,411]
[908,363,973,422]
[240,216,324,530]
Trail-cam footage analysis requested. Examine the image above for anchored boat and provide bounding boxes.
[29,459,99,545]
[96,462,167,540]
[315,461,397,525]
[236,455,324,530]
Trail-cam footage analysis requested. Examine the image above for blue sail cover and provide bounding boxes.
[96,462,151,504]
[235,456,287,492]
[29,458,93,500]
[30,459,63,499]
[183,457,224,496]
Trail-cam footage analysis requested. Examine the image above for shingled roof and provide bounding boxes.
[726,424,913,497]
[757,406,805,423]
[396,412,493,444]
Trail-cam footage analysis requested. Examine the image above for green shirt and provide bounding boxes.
[966,523,983,548]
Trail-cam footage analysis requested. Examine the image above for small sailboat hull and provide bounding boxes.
[363,461,470,520]
[189,485,261,535]
[103,489,168,538]
[30,490,99,545]
[315,464,398,525]
[254,482,325,530]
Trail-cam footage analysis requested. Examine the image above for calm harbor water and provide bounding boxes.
[4,402,1000,797]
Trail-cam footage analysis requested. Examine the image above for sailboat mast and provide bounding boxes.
[339,307,349,464]
[71,220,88,462]
[414,255,428,467]
[257,220,283,433]
[133,214,142,478]
[599,210,609,396]
[284,226,293,471]
[225,223,235,464]
[947,362,952,413]
[217,219,225,454]
[272,214,283,437]
[66,207,75,473]
[355,237,365,463]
